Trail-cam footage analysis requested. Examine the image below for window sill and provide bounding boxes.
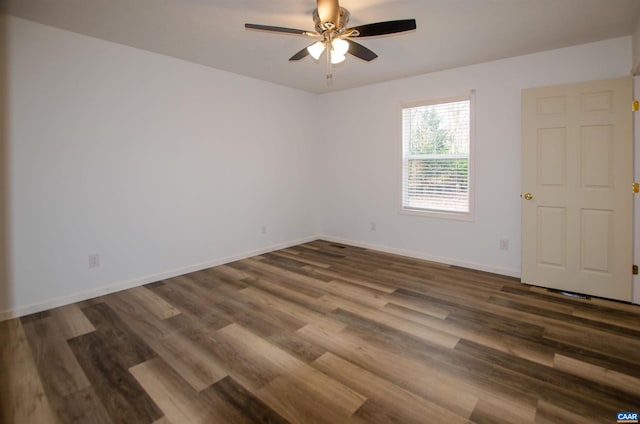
[399,207,474,222]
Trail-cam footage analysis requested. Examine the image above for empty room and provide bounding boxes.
[1,0,640,423]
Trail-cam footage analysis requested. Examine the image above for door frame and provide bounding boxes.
[633,77,640,305]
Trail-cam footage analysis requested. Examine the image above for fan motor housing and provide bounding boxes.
[313,7,350,33]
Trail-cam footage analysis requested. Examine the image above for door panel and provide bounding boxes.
[522,77,633,301]
[537,128,566,186]
[536,206,566,268]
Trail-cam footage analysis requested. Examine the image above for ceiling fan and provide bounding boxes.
[245,0,417,83]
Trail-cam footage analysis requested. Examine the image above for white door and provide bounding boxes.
[521,77,633,302]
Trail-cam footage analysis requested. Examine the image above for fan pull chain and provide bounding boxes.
[326,42,333,85]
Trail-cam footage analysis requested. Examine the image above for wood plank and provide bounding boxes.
[230,258,327,298]
[176,324,277,391]
[387,290,557,366]
[535,335,640,379]
[53,386,114,424]
[207,264,253,281]
[240,273,334,315]
[127,286,181,320]
[553,353,640,396]
[216,323,366,423]
[489,294,640,339]
[48,304,96,339]
[130,357,232,424]
[68,330,162,423]
[543,322,640,362]
[336,314,539,422]
[271,249,332,268]
[314,352,468,424]
[534,400,603,424]
[214,323,308,382]
[19,312,112,424]
[302,266,397,293]
[170,274,237,303]
[22,317,91,397]
[323,279,389,308]
[259,252,314,271]
[145,280,233,330]
[240,286,346,333]
[201,376,290,424]
[317,293,460,349]
[105,292,180,342]
[455,339,638,421]
[145,330,228,392]
[294,257,406,290]
[19,310,52,324]
[470,398,533,424]
[296,323,478,418]
[215,293,306,336]
[185,270,249,295]
[382,298,450,321]
[377,268,497,300]
[572,305,640,330]
[0,319,58,424]
[267,332,327,363]
[256,362,366,424]
[78,302,143,342]
[68,303,163,423]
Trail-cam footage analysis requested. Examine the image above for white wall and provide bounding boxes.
[1,16,320,317]
[633,17,640,75]
[318,36,633,277]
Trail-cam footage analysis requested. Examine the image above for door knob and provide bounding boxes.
[523,193,533,200]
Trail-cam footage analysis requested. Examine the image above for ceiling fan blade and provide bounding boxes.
[348,19,416,37]
[245,23,309,36]
[317,0,340,26]
[289,47,310,61]
[347,40,378,61]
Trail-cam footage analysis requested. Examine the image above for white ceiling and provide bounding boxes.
[3,0,640,94]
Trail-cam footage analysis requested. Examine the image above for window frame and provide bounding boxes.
[399,91,476,221]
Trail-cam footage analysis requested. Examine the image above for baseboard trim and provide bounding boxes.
[0,234,524,321]
[319,235,522,279]
[0,235,318,321]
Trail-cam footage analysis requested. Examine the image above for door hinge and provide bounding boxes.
[634,182,639,193]
[633,100,639,111]
[634,264,639,275]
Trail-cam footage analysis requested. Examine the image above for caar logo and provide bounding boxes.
[617,412,639,423]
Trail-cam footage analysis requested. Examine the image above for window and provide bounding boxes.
[401,93,473,218]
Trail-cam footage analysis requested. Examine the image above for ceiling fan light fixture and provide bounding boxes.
[330,52,346,64]
[331,38,349,56]
[307,41,326,60]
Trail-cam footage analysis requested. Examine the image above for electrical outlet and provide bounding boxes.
[370,222,377,231]
[499,239,509,250]
[89,254,100,268]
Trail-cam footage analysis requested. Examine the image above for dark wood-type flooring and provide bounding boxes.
[1,240,640,423]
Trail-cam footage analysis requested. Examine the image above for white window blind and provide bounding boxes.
[402,95,472,215]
